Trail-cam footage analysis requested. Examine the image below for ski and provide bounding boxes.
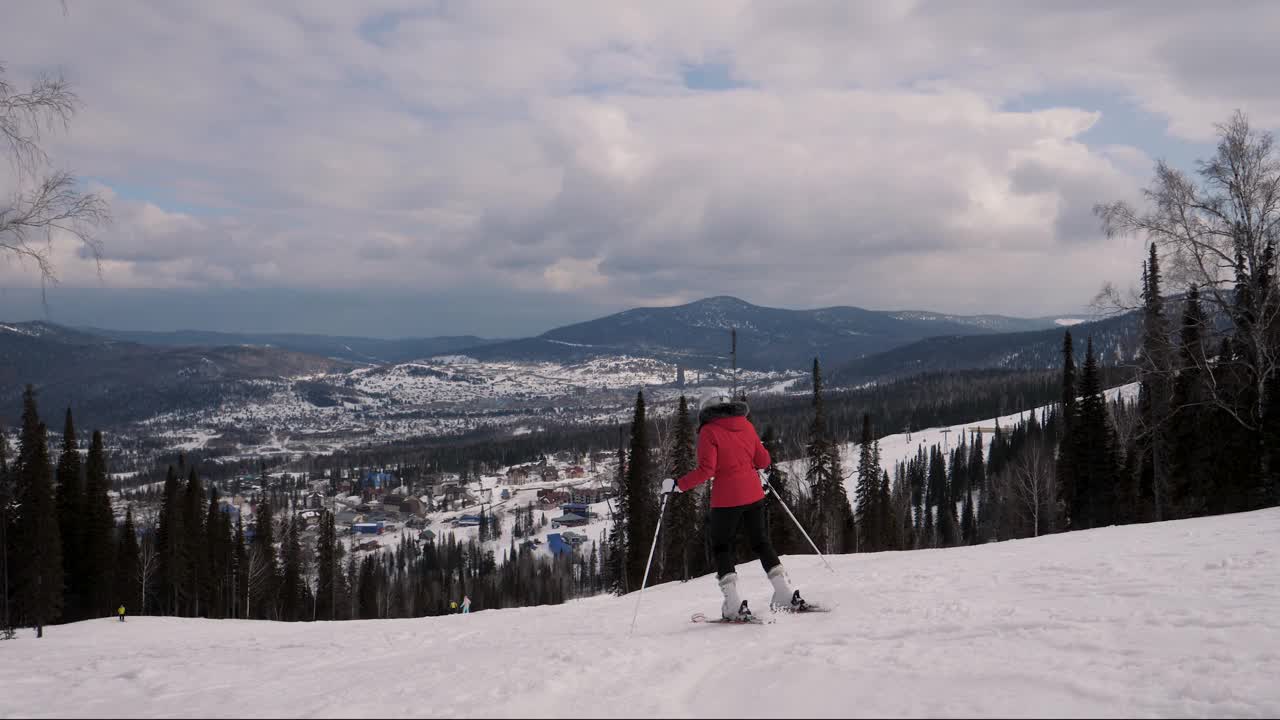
[691,612,773,625]
[771,596,835,614]
[771,603,833,614]
[770,590,835,614]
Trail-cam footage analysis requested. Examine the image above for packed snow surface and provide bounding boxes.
[3,507,1278,718]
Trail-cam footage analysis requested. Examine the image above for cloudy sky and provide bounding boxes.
[2,1,1278,338]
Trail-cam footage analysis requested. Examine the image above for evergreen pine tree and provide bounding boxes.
[964,432,984,545]
[82,430,115,618]
[220,494,235,617]
[280,514,303,621]
[1073,337,1120,529]
[952,434,970,499]
[357,556,378,619]
[889,465,908,551]
[961,484,977,545]
[54,408,83,621]
[333,540,351,621]
[606,430,628,594]
[977,429,999,542]
[664,395,699,581]
[854,414,879,552]
[183,467,208,616]
[156,465,184,615]
[233,514,247,619]
[909,447,925,546]
[1057,331,1078,529]
[344,547,358,620]
[968,431,986,500]
[251,499,278,619]
[204,485,227,618]
[1261,369,1280,509]
[0,425,11,635]
[1136,243,1173,522]
[877,469,895,550]
[1221,248,1264,513]
[941,449,962,548]
[14,387,62,637]
[317,509,336,620]
[116,506,140,618]
[806,359,854,553]
[925,446,946,547]
[1168,287,1214,517]
[622,391,656,593]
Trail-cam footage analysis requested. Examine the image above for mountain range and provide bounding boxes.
[829,312,1141,386]
[0,321,354,429]
[434,296,1074,370]
[68,296,1074,371]
[79,327,503,365]
[1,297,1115,429]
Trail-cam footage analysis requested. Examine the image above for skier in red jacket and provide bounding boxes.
[661,393,808,621]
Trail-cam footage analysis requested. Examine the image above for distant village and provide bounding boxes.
[146,449,623,564]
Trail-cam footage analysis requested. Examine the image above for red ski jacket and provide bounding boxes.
[676,415,771,508]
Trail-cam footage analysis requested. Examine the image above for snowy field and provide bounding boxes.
[2,507,1277,718]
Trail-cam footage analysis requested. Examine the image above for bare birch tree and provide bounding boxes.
[1096,111,1280,439]
[138,534,159,615]
[245,546,273,620]
[1011,439,1055,538]
[1,64,108,283]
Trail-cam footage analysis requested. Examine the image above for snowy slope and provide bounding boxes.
[779,382,1141,508]
[3,508,1278,718]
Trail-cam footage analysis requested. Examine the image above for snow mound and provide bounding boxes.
[2,508,1277,718]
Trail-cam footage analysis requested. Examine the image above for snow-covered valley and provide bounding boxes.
[133,354,802,460]
[3,507,1276,718]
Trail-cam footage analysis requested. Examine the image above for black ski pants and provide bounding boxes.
[709,499,780,579]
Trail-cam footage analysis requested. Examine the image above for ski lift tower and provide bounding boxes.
[730,327,738,399]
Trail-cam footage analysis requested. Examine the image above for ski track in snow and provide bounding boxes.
[2,507,1277,718]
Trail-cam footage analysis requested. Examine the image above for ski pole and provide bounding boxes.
[629,491,672,636]
[764,478,836,574]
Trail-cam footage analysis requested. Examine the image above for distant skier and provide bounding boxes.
[461,595,471,614]
[450,600,458,613]
[117,605,126,623]
[661,393,810,622]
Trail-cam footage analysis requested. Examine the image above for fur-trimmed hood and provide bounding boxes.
[698,399,750,428]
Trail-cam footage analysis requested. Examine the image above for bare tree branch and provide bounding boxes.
[1010,438,1054,537]
[138,533,158,615]
[1094,110,1280,434]
[0,66,78,178]
[1,63,110,287]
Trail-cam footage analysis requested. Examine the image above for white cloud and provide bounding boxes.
[2,0,1276,324]
[542,257,608,292]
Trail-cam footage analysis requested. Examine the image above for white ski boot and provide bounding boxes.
[767,564,810,612]
[718,572,753,621]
